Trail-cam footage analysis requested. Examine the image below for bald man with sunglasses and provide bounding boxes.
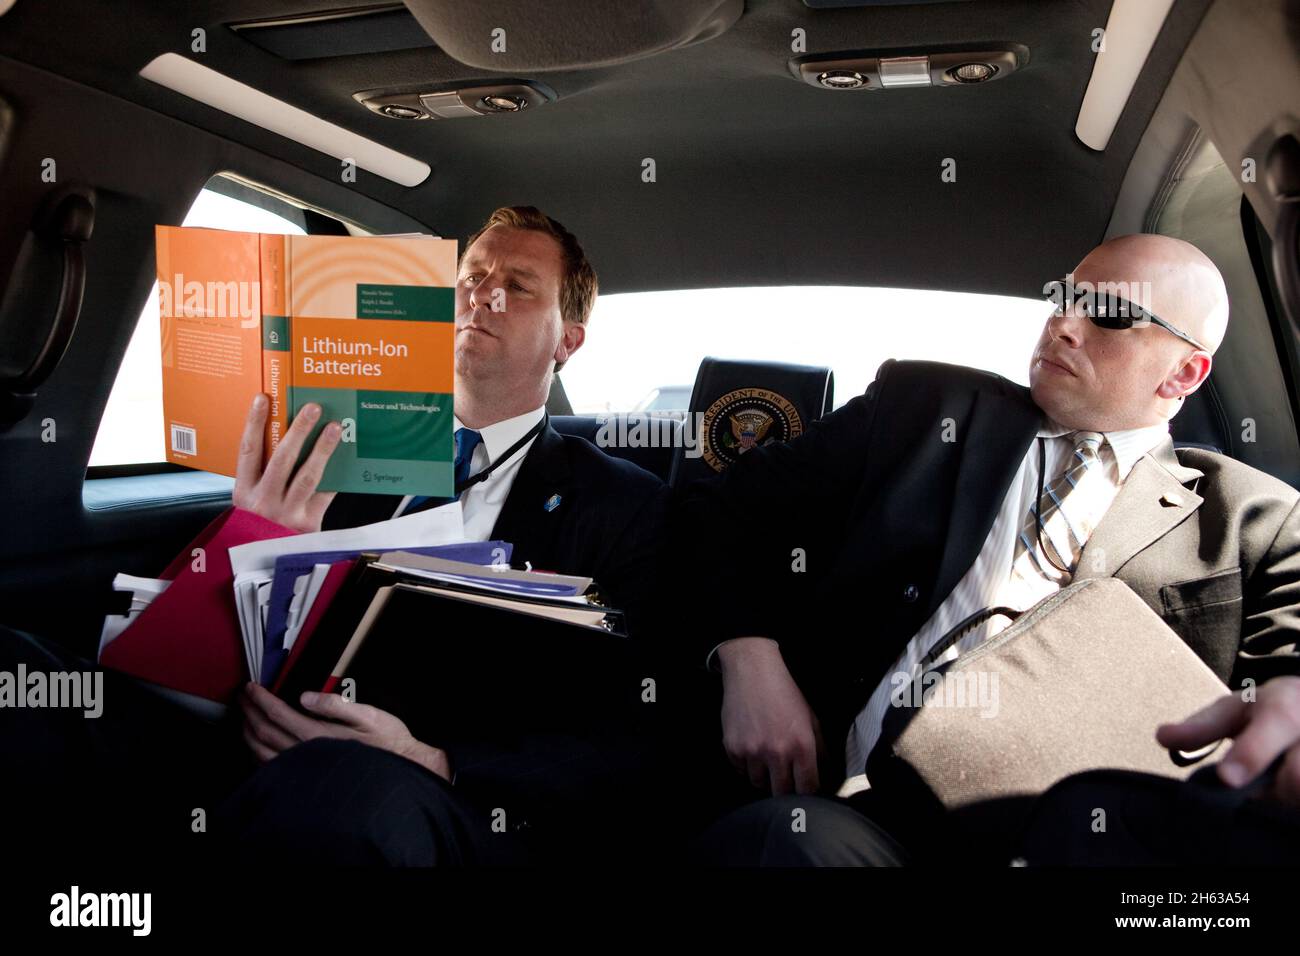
[676,234,1300,864]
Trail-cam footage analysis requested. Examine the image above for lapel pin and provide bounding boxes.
[1160,492,1183,507]
[544,493,562,513]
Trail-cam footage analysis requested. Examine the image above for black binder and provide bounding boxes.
[275,555,639,746]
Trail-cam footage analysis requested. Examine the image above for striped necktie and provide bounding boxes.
[1009,431,1108,587]
[400,427,483,517]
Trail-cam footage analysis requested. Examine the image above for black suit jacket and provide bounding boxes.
[321,423,670,848]
[678,359,1300,779]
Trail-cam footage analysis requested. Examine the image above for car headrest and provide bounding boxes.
[552,413,678,481]
[669,357,834,488]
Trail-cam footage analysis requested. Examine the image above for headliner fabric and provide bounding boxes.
[403,0,744,71]
[0,0,1213,299]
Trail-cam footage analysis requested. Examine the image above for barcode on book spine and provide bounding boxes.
[170,424,196,455]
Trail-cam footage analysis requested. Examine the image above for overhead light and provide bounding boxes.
[418,91,483,120]
[817,70,867,90]
[878,56,932,88]
[1075,0,1177,151]
[356,82,554,121]
[791,47,1025,92]
[479,94,528,113]
[138,53,430,187]
[380,104,425,120]
[949,62,998,84]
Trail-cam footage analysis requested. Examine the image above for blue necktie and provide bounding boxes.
[401,427,483,516]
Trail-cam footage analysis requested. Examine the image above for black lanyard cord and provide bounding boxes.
[454,411,548,494]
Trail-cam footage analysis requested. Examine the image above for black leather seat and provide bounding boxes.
[1170,375,1231,455]
[551,413,679,481]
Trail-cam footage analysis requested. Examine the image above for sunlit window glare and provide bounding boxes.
[90,190,306,467]
[92,200,1052,465]
[562,286,1052,414]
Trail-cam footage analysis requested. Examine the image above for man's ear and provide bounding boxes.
[1158,351,1212,400]
[554,321,585,367]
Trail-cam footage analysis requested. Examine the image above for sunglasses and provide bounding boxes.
[1045,277,1209,352]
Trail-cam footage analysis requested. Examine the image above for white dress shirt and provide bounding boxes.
[391,405,546,542]
[840,418,1172,794]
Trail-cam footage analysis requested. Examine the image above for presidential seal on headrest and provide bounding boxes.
[700,387,804,473]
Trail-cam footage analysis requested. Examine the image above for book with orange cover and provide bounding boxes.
[156,226,458,496]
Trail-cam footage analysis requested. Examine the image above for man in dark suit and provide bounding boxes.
[678,234,1300,864]
[205,207,667,863]
[0,206,671,866]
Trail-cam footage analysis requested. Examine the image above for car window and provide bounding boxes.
[89,186,308,467]
[562,286,1051,414]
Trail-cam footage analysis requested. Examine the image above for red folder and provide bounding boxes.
[100,507,298,702]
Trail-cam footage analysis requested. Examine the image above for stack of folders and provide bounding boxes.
[240,541,508,693]
[270,551,637,743]
[99,502,470,709]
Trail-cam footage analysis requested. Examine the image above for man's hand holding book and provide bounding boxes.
[233,395,342,534]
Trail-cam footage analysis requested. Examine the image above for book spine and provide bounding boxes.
[285,236,297,429]
[259,234,292,464]
[156,224,179,470]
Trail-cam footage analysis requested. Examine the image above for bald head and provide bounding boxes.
[1029,234,1229,431]
[1076,234,1230,353]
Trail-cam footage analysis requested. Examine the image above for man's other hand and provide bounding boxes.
[1157,674,1300,808]
[239,682,451,781]
[718,637,823,795]
[232,394,341,533]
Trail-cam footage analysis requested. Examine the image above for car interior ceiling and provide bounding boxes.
[0,0,1297,652]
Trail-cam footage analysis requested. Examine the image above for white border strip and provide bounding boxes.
[139,53,430,187]
[1075,0,1177,152]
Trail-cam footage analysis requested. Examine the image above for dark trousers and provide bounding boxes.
[0,625,709,867]
[214,737,532,866]
[0,625,254,863]
[0,625,672,867]
[694,769,1300,866]
[693,791,909,866]
[214,730,722,866]
[1016,767,1300,866]
[692,771,1031,866]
